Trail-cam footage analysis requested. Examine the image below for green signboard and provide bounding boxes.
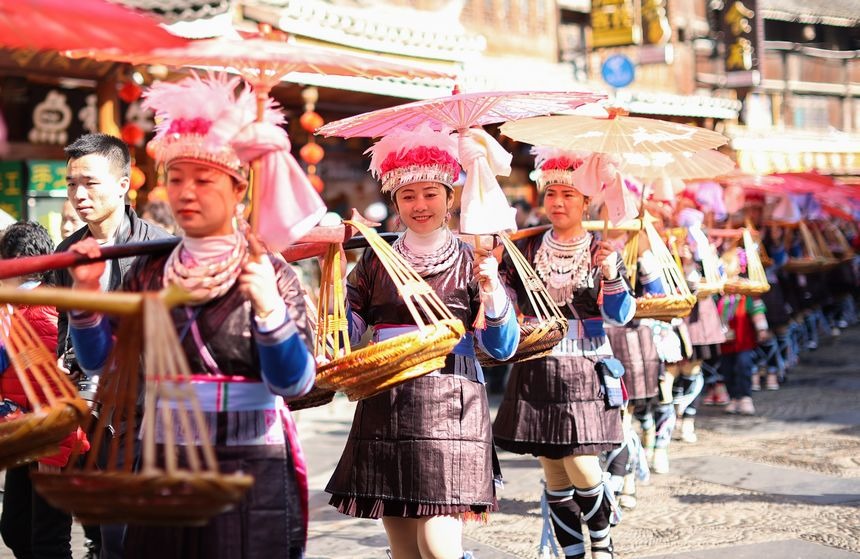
[0,161,24,219]
[27,160,67,195]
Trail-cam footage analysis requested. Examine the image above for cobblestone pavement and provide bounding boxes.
[296,326,860,559]
[2,328,858,558]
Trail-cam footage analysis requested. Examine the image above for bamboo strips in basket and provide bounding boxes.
[313,220,464,401]
[0,306,89,470]
[476,232,568,367]
[723,229,771,296]
[33,293,253,526]
[619,217,696,321]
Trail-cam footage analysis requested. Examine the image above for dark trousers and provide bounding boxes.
[0,465,72,559]
[718,350,756,400]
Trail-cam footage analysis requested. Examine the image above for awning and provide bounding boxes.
[243,0,485,63]
[729,126,860,175]
[613,89,742,120]
[760,0,860,27]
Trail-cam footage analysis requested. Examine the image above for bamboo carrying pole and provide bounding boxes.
[0,233,397,284]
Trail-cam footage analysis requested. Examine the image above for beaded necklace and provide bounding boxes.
[534,229,593,305]
[393,228,459,277]
[163,230,248,304]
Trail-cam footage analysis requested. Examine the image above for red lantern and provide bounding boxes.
[121,123,144,146]
[300,142,325,165]
[299,111,324,133]
[308,174,324,193]
[129,166,146,191]
[145,140,157,159]
[118,81,143,104]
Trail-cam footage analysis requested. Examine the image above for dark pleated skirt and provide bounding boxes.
[124,443,304,559]
[326,372,497,519]
[605,324,660,401]
[760,281,792,328]
[685,296,726,348]
[493,354,623,460]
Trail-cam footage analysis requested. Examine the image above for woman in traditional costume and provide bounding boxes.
[325,125,520,559]
[494,147,635,559]
[66,74,317,559]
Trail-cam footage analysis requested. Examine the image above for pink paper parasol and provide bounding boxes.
[316,90,604,138]
[317,90,604,234]
[0,0,187,52]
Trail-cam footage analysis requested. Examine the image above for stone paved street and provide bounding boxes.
[1,327,858,559]
[296,326,860,559]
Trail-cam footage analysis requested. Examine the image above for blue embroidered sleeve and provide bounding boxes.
[69,313,113,375]
[254,319,315,399]
[475,303,520,361]
[601,277,636,326]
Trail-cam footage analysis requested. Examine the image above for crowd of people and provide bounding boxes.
[0,73,856,559]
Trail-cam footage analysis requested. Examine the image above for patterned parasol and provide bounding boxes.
[317,89,604,234]
[617,149,736,180]
[499,109,728,155]
[316,90,604,138]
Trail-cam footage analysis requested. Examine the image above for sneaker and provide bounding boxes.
[680,418,698,443]
[651,448,669,474]
[837,320,849,329]
[738,396,756,415]
[713,383,730,406]
[765,373,780,391]
[703,387,717,406]
[751,373,761,392]
[725,399,738,414]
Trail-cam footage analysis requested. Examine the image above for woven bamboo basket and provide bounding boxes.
[0,306,89,471]
[696,282,724,298]
[33,292,253,525]
[620,217,697,321]
[285,386,335,411]
[477,232,568,367]
[781,221,839,273]
[724,278,771,296]
[718,228,771,297]
[311,221,465,401]
[696,228,725,299]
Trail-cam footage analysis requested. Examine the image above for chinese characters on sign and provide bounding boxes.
[0,162,24,219]
[721,0,761,87]
[591,0,642,48]
[26,160,67,195]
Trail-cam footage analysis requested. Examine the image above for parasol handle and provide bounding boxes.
[0,238,180,281]
[248,86,272,252]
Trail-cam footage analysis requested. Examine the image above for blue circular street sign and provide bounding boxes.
[601,55,635,88]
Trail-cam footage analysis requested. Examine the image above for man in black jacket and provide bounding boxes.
[55,133,170,559]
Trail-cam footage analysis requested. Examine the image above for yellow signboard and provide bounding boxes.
[591,0,641,48]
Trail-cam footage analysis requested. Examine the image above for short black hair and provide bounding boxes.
[64,133,131,178]
[0,221,55,284]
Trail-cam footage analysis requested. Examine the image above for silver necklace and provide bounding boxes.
[534,230,592,305]
[393,229,459,277]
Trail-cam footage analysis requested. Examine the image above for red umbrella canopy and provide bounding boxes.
[0,0,187,52]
